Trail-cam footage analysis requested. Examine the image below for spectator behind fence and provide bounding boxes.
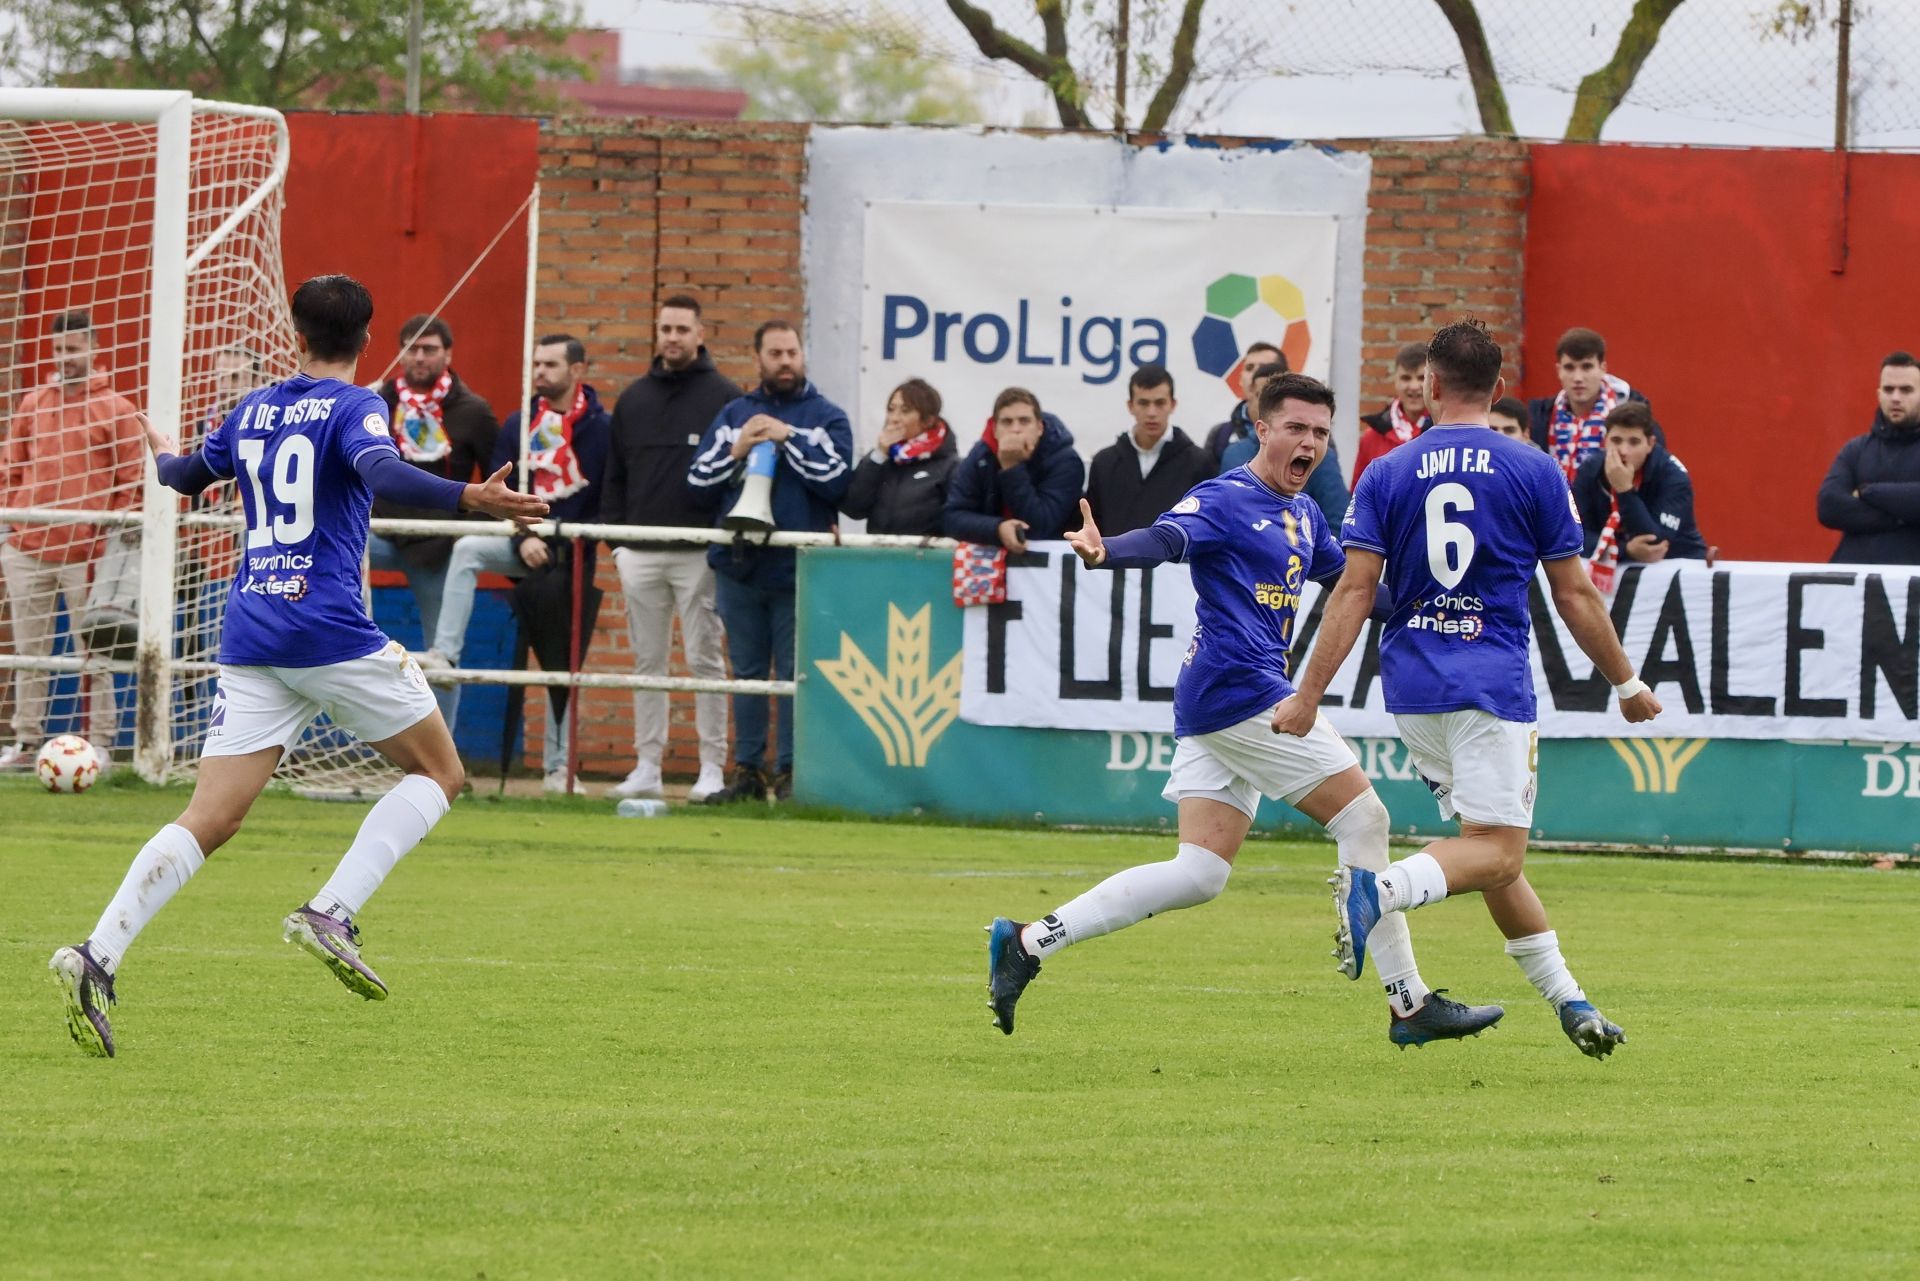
[688,320,852,805]
[372,314,499,686]
[945,387,1085,551]
[1528,326,1655,479]
[602,294,741,802]
[1221,361,1350,529]
[1354,342,1431,486]
[1818,350,1920,565]
[1085,365,1213,535]
[841,377,956,537]
[0,310,142,768]
[1488,395,1532,444]
[1205,341,1283,468]
[417,334,608,792]
[1574,402,1706,584]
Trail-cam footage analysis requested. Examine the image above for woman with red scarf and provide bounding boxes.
[840,378,957,536]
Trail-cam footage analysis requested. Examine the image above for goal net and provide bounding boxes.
[0,90,388,794]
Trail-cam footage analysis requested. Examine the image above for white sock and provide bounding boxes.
[1375,850,1449,915]
[1505,930,1586,1008]
[1021,843,1231,959]
[88,824,206,974]
[312,775,449,919]
[1324,793,1430,1017]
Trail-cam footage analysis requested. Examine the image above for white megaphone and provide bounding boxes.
[723,439,778,538]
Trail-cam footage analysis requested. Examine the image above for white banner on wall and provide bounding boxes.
[960,548,1920,743]
[858,202,1337,458]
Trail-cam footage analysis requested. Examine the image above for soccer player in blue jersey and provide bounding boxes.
[985,373,1502,1047]
[1274,321,1661,1059]
[49,275,548,1058]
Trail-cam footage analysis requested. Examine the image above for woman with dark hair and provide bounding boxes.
[840,377,958,536]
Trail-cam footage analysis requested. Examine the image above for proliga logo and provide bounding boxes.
[1191,273,1313,397]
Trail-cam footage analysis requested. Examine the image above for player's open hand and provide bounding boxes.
[1619,688,1662,724]
[1270,692,1317,737]
[1065,498,1104,567]
[463,464,551,528]
[137,413,177,458]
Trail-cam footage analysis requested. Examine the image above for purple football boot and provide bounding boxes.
[50,943,117,1058]
[282,906,388,1000]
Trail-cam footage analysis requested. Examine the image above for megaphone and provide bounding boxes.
[724,439,778,538]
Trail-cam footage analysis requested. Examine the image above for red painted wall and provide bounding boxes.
[1523,144,1920,563]
[281,113,539,429]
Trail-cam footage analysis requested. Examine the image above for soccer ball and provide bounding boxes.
[36,735,100,794]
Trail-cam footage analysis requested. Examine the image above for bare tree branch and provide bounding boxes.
[1433,0,1515,136]
[1566,0,1689,141]
[1138,0,1206,132]
[943,0,1088,128]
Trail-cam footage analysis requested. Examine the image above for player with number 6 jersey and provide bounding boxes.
[985,373,1503,1050]
[1274,320,1663,1060]
[48,275,549,1058]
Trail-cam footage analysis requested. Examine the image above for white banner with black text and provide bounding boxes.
[958,546,1920,742]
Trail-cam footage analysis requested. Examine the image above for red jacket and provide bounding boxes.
[0,373,144,562]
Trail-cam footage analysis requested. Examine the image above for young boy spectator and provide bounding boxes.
[944,388,1085,551]
[1084,365,1213,535]
[1573,402,1705,588]
[1488,396,1532,444]
[1353,342,1430,485]
[1528,327,1655,479]
[1817,351,1920,565]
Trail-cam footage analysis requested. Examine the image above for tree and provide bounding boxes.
[1438,0,1690,141]
[711,6,984,124]
[3,0,584,113]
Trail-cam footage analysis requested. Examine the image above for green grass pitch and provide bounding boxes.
[1,780,1916,1279]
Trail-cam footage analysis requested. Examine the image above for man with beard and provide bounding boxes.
[1818,351,1920,565]
[688,320,852,804]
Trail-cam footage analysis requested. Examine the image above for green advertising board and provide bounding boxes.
[794,548,1920,857]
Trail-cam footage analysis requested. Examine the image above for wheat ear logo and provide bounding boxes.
[1608,738,1709,794]
[814,603,961,767]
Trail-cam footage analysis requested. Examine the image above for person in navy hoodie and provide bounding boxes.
[688,320,853,804]
[944,387,1086,551]
[1572,401,1706,587]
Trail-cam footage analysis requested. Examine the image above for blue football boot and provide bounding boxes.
[1389,990,1505,1048]
[1330,866,1382,981]
[986,917,1041,1035]
[1559,1000,1626,1059]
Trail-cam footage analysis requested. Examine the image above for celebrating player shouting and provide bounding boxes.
[986,372,1502,1047]
[1273,321,1660,1059]
[50,275,549,1058]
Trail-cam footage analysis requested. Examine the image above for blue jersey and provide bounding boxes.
[201,373,399,667]
[1153,466,1346,737]
[1341,423,1583,721]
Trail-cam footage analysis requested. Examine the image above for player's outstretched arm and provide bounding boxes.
[1272,549,1384,736]
[1541,556,1662,723]
[1065,498,1104,566]
[463,463,551,528]
[139,412,223,496]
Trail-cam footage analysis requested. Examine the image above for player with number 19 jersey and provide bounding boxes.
[201,374,399,667]
[1341,425,1583,720]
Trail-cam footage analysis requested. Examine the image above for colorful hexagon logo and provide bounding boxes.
[1191,271,1314,398]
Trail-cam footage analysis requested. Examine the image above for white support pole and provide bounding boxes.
[518,183,539,492]
[135,94,192,783]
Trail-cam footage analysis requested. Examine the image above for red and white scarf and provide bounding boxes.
[523,383,591,501]
[1548,384,1617,482]
[393,370,453,463]
[890,417,949,464]
[1587,462,1646,593]
[1387,398,1430,444]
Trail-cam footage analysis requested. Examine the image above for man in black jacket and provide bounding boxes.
[373,314,498,718]
[1526,326,1656,478]
[944,388,1085,550]
[601,295,742,802]
[1084,365,1214,534]
[1573,402,1706,581]
[1818,350,1920,565]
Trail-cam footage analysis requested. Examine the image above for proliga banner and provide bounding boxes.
[857,202,1337,455]
[958,549,1920,742]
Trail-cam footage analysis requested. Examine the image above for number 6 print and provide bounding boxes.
[1424,483,1476,589]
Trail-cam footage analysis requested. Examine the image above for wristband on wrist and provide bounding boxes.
[1614,676,1649,700]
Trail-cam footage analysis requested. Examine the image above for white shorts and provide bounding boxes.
[1162,710,1359,821]
[203,641,439,758]
[1395,709,1538,830]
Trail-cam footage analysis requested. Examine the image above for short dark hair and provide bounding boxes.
[993,386,1042,419]
[400,313,452,349]
[1881,351,1919,371]
[1244,341,1283,362]
[291,274,374,363]
[51,309,92,336]
[889,377,941,423]
[660,293,702,318]
[1556,327,1606,363]
[536,332,587,366]
[1257,371,1335,422]
[1249,361,1289,390]
[1394,342,1427,372]
[754,319,799,351]
[1128,364,1174,398]
[1604,401,1654,435]
[1426,319,1504,400]
[1490,395,1527,421]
